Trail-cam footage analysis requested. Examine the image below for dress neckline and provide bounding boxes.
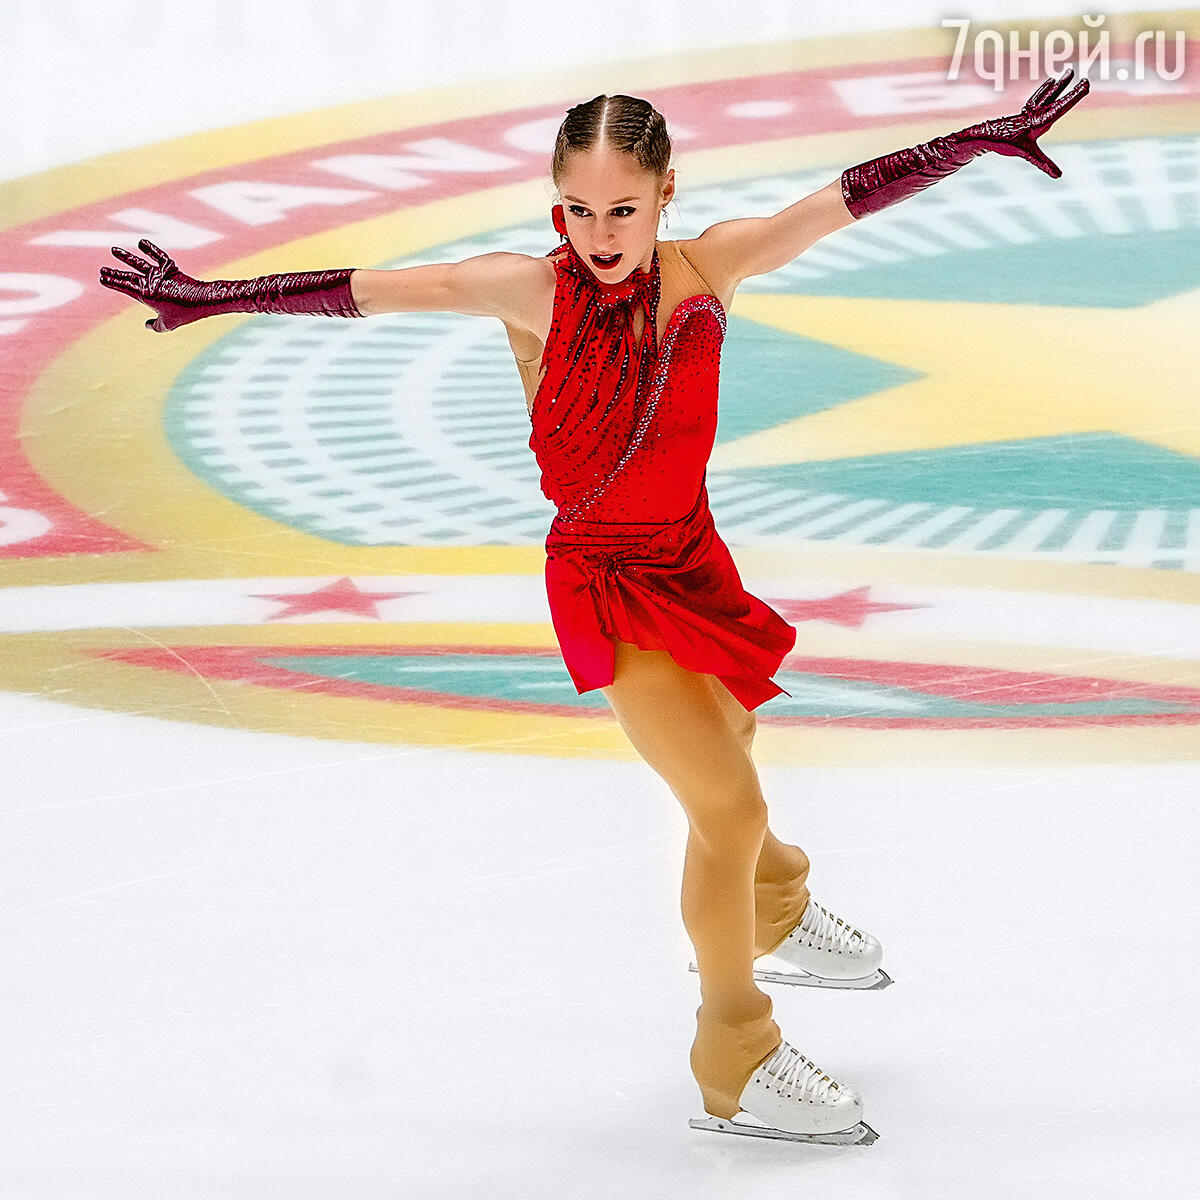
[552,238,661,316]
[521,241,727,416]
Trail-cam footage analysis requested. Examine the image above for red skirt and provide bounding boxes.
[543,486,797,711]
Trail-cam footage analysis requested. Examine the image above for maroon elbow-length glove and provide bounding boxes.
[840,67,1091,218]
[98,238,364,332]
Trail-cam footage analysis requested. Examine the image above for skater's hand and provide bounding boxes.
[955,67,1091,178]
[98,239,212,332]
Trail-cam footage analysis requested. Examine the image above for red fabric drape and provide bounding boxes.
[527,240,661,519]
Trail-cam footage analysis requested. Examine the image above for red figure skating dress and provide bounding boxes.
[509,237,796,711]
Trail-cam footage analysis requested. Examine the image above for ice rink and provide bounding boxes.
[3,2,1199,1197]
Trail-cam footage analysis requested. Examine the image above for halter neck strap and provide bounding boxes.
[551,239,661,319]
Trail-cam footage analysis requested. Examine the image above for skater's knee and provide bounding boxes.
[681,772,768,848]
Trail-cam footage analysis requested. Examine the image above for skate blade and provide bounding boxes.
[688,961,893,991]
[689,1114,878,1146]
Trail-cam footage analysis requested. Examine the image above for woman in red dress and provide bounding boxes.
[99,72,1089,1144]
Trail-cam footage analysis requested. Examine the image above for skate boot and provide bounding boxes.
[687,998,877,1144]
[759,898,890,989]
[689,897,890,990]
[690,1038,877,1145]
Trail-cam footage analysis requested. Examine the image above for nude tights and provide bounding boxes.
[600,639,812,1119]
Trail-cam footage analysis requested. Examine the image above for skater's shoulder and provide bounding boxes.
[456,249,556,289]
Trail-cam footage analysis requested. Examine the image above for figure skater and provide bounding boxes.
[98,66,1090,1144]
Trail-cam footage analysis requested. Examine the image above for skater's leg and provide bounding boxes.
[754,834,812,959]
[600,640,783,1118]
[707,678,813,958]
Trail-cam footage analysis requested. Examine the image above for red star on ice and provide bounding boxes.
[249,576,415,620]
[769,585,927,629]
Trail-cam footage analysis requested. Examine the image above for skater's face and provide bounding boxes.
[557,145,674,282]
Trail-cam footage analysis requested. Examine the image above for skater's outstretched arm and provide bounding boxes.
[351,252,551,329]
[98,240,551,336]
[686,67,1090,292]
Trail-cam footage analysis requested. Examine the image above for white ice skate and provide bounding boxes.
[689,1039,877,1145]
[689,898,892,990]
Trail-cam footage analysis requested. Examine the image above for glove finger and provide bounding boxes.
[1060,74,1090,104]
[1043,66,1076,105]
[1029,147,1062,178]
[1045,76,1091,123]
[98,267,143,298]
[1023,72,1061,111]
[110,245,153,275]
[137,239,175,270]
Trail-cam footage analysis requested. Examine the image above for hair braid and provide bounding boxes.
[551,93,672,185]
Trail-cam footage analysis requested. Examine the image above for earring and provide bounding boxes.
[661,206,669,229]
[551,203,567,239]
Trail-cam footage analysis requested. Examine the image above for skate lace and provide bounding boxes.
[799,901,864,954]
[762,1042,840,1103]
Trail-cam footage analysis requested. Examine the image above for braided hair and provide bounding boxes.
[551,94,672,185]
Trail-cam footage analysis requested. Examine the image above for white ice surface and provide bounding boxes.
[3,691,1199,1200]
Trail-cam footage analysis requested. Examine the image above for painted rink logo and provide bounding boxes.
[3,23,1199,761]
[169,154,1200,566]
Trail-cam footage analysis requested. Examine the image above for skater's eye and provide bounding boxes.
[566,206,636,218]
